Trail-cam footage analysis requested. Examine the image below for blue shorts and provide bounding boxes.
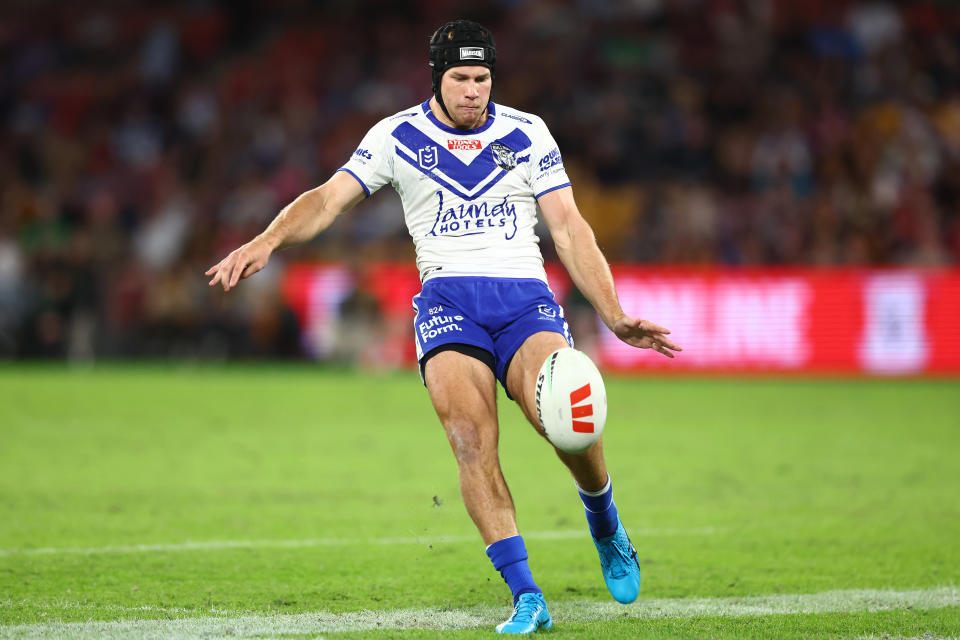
[413,276,573,392]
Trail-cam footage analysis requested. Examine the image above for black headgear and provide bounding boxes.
[429,20,496,123]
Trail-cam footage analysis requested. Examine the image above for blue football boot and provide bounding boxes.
[495,592,552,634]
[593,520,641,603]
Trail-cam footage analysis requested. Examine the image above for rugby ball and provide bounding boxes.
[535,348,607,454]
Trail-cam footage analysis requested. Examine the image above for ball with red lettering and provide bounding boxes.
[535,348,607,454]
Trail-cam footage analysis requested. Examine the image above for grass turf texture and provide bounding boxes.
[0,365,957,638]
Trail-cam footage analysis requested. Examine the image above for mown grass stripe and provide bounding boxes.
[856,636,960,640]
[0,586,955,638]
[0,527,717,557]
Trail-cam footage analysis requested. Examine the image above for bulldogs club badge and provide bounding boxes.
[490,143,517,171]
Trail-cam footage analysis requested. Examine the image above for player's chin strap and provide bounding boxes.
[434,97,489,128]
[434,93,457,125]
[434,91,458,124]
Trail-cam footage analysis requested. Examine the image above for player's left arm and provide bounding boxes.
[538,186,682,358]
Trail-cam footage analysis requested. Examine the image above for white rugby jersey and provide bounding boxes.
[338,100,571,282]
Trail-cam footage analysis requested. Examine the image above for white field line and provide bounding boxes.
[0,586,956,639]
[0,601,227,615]
[0,526,717,558]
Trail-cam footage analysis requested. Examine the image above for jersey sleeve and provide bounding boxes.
[337,119,394,197]
[528,117,571,199]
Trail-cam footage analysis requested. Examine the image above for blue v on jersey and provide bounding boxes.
[338,100,571,283]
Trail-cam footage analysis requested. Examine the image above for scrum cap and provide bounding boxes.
[429,20,496,121]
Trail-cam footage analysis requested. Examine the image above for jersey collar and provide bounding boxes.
[421,99,497,136]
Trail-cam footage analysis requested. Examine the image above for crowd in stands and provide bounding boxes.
[1,0,958,358]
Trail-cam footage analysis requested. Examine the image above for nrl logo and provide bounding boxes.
[490,143,516,171]
[418,146,438,170]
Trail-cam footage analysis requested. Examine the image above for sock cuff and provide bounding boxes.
[485,535,528,571]
[576,474,612,498]
[578,475,613,514]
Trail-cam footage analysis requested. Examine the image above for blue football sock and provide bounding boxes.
[578,475,619,540]
[486,535,541,604]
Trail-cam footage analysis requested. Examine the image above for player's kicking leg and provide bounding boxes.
[506,331,642,604]
[423,348,552,634]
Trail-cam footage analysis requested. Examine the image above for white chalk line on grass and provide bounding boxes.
[0,586,956,639]
[0,601,222,615]
[0,526,717,558]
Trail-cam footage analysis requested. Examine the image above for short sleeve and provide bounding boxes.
[529,118,571,199]
[338,119,394,197]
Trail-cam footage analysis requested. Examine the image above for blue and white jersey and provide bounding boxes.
[338,100,571,283]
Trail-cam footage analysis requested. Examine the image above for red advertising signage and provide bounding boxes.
[282,264,960,375]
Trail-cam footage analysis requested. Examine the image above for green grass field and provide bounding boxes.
[1,365,958,639]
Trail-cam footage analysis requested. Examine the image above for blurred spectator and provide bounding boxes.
[0,0,957,360]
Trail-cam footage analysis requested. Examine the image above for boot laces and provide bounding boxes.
[510,594,541,622]
[599,533,636,579]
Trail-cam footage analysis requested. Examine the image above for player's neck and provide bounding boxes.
[429,97,488,130]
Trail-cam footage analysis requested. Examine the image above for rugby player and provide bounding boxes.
[206,20,681,634]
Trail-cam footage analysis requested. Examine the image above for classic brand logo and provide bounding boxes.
[460,47,484,60]
[418,147,438,170]
[569,383,594,433]
[448,139,483,150]
[501,111,532,124]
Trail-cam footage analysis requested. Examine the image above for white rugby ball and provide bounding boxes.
[535,348,607,454]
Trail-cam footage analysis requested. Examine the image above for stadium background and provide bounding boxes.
[1,0,959,373]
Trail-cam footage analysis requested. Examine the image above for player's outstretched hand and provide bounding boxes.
[611,316,682,358]
[205,237,273,292]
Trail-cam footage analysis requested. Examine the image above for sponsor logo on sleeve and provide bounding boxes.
[459,47,484,61]
[447,139,483,150]
[354,148,373,160]
[538,147,563,172]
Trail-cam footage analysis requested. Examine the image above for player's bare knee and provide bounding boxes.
[442,416,494,466]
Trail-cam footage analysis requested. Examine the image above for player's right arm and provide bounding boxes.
[206,170,366,292]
